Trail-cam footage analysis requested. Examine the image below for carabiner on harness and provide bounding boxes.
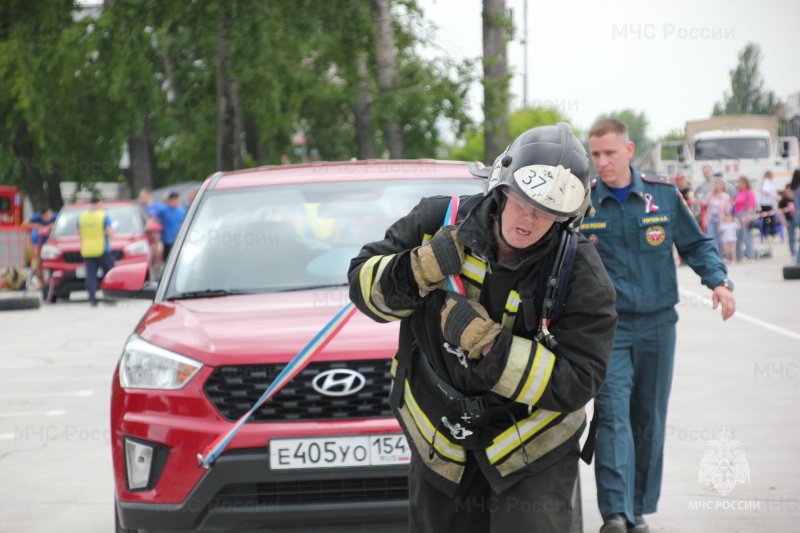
[441,417,474,440]
[443,342,469,368]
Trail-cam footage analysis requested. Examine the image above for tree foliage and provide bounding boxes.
[449,106,572,163]
[713,42,777,116]
[0,0,478,208]
[592,109,651,157]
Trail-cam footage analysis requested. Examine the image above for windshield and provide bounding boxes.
[50,205,145,237]
[166,178,484,297]
[694,137,770,160]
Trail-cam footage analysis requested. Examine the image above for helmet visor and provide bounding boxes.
[502,189,568,222]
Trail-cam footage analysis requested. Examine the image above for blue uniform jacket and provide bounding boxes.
[583,167,727,314]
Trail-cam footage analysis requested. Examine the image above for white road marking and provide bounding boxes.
[0,390,94,400]
[0,375,109,384]
[680,288,800,342]
[0,410,66,418]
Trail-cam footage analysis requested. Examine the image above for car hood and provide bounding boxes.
[135,289,400,366]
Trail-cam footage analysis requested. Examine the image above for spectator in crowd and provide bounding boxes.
[777,185,796,257]
[155,191,188,260]
[792,169,800,265]
[675,174,691,199]
[759,170,780,237]
[138,188,163,273]
[77,195,115,307]
[719,211,740,265]
[22,207,57,266]
[703,178,733,255]
[695,165,736,201]
[733,176,757,262]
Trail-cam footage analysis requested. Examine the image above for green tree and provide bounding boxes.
[713,42,777,116]
[449,106,571,162]
[592,109,650,157]
[0,0,126,210]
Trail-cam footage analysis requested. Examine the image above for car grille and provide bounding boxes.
[63,250,124,263]
[204,360,394,422]
[210,477,408,508]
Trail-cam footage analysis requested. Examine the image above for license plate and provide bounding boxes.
[75,266,86,279]
[270,434,410,470]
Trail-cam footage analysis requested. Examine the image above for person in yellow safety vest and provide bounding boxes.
[77,195,115,307]
[348,123,618,532]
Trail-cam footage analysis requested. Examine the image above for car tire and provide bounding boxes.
[0,296,41,311]
[783,265,800,280]
[571,474,583,533]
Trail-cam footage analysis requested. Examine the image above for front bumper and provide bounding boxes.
[116,447,409,531]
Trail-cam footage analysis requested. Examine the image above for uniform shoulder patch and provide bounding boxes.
[590,177,600,188]
[639,172,675,186]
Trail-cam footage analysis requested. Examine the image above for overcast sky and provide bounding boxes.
[417,0,800,139]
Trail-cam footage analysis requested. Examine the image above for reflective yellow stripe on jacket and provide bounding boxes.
[491,337,555,406]
[358,255,413,322]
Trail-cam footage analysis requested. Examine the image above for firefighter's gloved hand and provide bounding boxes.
[410,225,465,294]
[441,292,503,359]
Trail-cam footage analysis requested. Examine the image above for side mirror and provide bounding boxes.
[781,140,791,159]
[677,145,686,163]
[101,262,157,300]
[37,226,51,239]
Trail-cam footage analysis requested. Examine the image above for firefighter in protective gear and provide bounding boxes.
[348,122,618,532]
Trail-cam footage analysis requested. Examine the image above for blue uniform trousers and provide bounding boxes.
[83,252,115,304]
[594,308,677,524]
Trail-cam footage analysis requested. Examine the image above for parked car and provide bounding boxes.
[104,160,487,532]
[39,201,152,302]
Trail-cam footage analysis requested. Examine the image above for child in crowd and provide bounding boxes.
[720,211,740,264]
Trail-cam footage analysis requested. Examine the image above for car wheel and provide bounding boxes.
[0,296,41,311]
[783,265,800,280]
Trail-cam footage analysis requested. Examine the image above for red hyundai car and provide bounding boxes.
[104,160,486,532]
[39,200,153,302]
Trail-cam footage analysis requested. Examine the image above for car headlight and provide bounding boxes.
[124,239,150,256]
[120,336,202,390]
[40,244,60,260]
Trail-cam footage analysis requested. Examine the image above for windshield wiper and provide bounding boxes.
[167,289,238,301]
[277,283,349,293]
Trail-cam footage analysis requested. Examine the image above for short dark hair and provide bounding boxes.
[589,118,628,138]
[167,191,180,199]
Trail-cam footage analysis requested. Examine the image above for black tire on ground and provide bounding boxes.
[571,473,583,533]
[0,296,41,311]
[783,265,800,280]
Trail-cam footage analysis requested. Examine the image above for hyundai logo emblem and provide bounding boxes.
[312,369,366,397]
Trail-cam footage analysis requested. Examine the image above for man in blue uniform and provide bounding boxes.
[586,118,736,533]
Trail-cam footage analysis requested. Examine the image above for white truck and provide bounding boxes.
[641,115,799,193]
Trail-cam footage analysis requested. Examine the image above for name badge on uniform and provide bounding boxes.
[638,214,670,227]
[580,220,609,232]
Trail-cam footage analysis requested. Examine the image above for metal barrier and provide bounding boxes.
[0,227,30,269]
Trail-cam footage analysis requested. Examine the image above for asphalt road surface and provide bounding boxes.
[1,240,798,533]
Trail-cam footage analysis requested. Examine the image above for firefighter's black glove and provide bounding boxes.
[441,292,503,359]
[410,225,465,295]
